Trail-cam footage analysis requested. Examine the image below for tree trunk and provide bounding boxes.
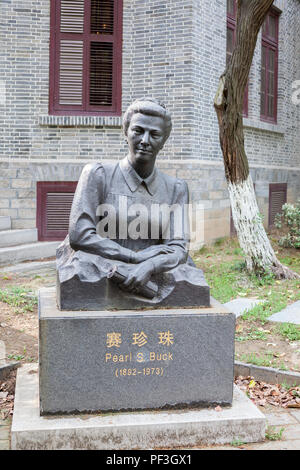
[214,0,299,279]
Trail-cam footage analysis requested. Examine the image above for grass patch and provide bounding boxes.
[7,354,25,361]
[214,237,227,247]
[235,327,269,342]
[237,352,288,370]
[241,290,288,324]
[277,323,300,342]
[230,438,246,447]
[0,285,37,314]
[265,426,285,441]
[280,382,298,391]
[205,264,242,303]
[7,353,35,362]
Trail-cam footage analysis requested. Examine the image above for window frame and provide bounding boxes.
[49,0,123,116]
[260,8,279,124]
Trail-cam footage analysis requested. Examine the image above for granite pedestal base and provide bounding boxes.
[39,288,235,414]
[11,364,266,450]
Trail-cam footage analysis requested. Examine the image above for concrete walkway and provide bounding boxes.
[269,301,300,325]
[225,297,300,326]
[223,298,265,318]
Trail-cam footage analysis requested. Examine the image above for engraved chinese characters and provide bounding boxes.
[106,330,174,348]
[105,329,175,379]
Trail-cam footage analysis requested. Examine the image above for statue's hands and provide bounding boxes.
[120,261,155,293]
[132,245,175,263]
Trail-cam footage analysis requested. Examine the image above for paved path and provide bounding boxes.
[269,301,300,325]
[225,297,300,326]
[223,298,265,318]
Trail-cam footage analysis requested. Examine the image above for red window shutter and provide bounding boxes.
[226,0,248,117]
[37,182,78,241]
[269,183,287,227]
[260,9,279,123]
[49,0,122,116]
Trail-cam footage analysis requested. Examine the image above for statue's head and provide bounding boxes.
[123,98,172,166]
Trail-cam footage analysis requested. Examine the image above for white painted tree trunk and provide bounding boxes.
[228,175,281,274]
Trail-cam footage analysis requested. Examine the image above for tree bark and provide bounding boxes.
[214,0,299,279]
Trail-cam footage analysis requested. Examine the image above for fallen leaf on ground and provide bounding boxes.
[235,376,300,408]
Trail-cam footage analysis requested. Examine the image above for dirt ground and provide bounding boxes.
[0,276,299,372]
[235,330,300,372]
[0,272,56,363]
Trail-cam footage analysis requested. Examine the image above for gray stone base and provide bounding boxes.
[11,364,266,450]
[39,288,235,414]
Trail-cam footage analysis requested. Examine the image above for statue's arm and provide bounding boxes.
[144,179,190,274]
[69,163,135,263]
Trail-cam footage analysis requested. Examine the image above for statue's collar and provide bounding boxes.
[119,157,157,196]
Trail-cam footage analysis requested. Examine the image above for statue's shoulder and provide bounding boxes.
[80,161,119,179]
[157,168,188,194]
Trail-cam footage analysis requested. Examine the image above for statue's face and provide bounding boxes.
[127,113,166,166]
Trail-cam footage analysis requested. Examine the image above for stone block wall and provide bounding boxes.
[1,158,299,247]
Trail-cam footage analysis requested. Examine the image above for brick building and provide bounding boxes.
[0,0,299,258]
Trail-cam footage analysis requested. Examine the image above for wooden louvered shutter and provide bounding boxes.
[269,183,287,227]
[50,0,122,115]
[37,182,78,241]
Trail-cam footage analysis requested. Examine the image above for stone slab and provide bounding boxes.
[223,298,265,318]
[11,364,266,450]
[0,228,37,248]
[0,260,56,275]
[268,301,300,325]
[39,288,235,414]
[0,241,60,266]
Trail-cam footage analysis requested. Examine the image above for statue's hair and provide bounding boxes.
[123,97,172,141]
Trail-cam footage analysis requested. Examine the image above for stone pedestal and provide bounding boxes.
[39,287,235,415]
[11,364,266,450]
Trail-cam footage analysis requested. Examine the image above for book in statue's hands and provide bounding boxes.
[107,265,158,299]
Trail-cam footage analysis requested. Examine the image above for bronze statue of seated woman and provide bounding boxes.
[56,98,210,310]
